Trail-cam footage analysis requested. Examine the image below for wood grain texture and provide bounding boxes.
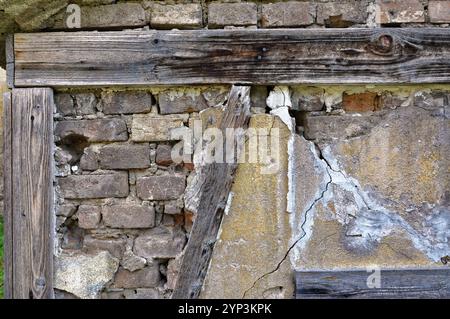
[13,28,450,87]
[296,268,450,299]
[3,92,13,299]
[6,34,14,89]
[172,86,251,299]
[10,88,54,299]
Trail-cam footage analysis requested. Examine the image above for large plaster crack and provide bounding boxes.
[242,140,332,299]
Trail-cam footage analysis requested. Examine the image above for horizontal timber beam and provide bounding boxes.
[296,268,450,299]
[11,28,450,87]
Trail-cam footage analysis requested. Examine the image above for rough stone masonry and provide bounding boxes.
[0,0,449,299]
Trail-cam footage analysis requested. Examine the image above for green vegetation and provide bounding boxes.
[0,215,3,298]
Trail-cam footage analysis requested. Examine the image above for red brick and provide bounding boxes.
[342,92,381,112]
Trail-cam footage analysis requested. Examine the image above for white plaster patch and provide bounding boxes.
[266,86,292,109]
[319,146,450,262]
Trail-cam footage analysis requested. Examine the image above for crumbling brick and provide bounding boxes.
[83,236,127,260]
[291,87,324,111]
[150,3,203,29]
[342,92,381,112]
[55,119,128,142]
[99,144,150,169]
[113,265,161,289]
[429,1,450,23]
[101,91,153,115]
[102,204,155,229]
[80,147,99,171]
[58,172,129,199]
[376,0,425,24]
[261,1,315,27]
[131,114,185,142]
[317,1,368,27]
[136,175,186,200]
[208,2,257,28]
[155,144,173,166]
[80,3,146,29]
[77,205,101,229]
[158,89,209,114]
[133,226,186,259]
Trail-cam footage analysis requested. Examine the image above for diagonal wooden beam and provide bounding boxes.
[172,85,251,299]
[12,28,450,87]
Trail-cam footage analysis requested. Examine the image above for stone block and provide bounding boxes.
[58,172,129,199]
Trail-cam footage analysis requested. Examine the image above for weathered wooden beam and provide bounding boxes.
[5,34,14,89]
[13,28,450,87]
[8,88,54,299]
[296,268,450,299]
[3,92,13,299]
[172,85,251,299]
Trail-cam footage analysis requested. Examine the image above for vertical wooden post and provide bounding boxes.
[5,34,14,89]
[4,88,54,299]
[3,92,13,299]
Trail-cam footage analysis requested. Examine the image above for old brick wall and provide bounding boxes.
[0,0,449,299]
[53,87,228,298]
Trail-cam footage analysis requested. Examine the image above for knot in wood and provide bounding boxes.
[369,34,395,56]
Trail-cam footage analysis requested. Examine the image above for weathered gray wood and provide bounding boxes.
[10,88,54,299]
[3,92,13,299]
[13,28,450,87]
[5,34,14,89]
[172,86,251,299]
[296,268,450,299]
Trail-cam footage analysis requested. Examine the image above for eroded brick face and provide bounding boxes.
[261,2,315,27]
[102,204,155,229]
[429,1,450,23]
[101,91,153,115]
[342,92,381,112]
[55,119,128,143]
[136,175,186,200]
[58,172,129,199]
[208,2,257,28]
[98,144,151,169]
[149,3,203,29]
[376,0,425,24]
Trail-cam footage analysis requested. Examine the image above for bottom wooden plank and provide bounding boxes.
[296,268,450,299]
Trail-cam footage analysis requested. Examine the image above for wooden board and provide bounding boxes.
[296,268,450,299]
[3,92,13,299]
[172,85,251,299]
[6,34,14,89]
[8,88,54,299]
[12,28,450,87]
